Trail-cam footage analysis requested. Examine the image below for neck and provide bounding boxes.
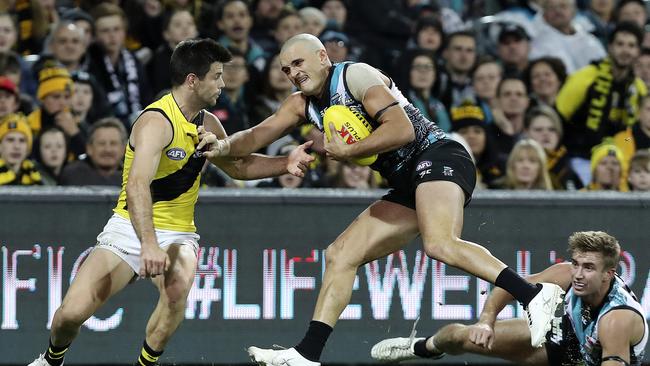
[107,49,121,65]
[506,113,525,133]
[582,279,612,308]
[537,93,555,105]
[171,88,203,122]
[230,38,248,52]
[416,87,430,100]
[63,60,80,72]
[225,88,240,102]
[611,64,631,81]
[594,9,611,22]
[448,69,470,84]
[7,160,20,173]
[52,165,62,176]
[97,165,117,177]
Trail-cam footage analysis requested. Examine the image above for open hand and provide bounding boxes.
[287,141,315,177]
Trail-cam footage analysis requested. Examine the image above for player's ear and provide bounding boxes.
[318,48,329,64]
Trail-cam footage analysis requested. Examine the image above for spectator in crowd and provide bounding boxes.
[217,0,267,73]
[0,113,41,185]
[472,57,503,125]
[497,23,531,77]
[42,21,89,73]
[320,30,351,63]
[70,71,95,130]
[249,52,293,125]
[61,7,95,47]
[581,0,616,46]
[524,105,583,190]
[614,94,650,164]
[0,76,20,119]
[407,16,444,54]
[557,22,646,184]
[209,48,250,135]
[523,56,567,107]
[257,142,306,188]
[584,141,628,191]
[635,47,650,89]
[438,30,478,109]
[529,0,606,73]
[250,0,287,54]
[400,49,450,131]
[0,52,34,115]
[320,0,347,31]
[87,3,152,128]
[627,149,650,191]
[0,13,17,53]
[148,9,198,96]
[270,8,305,54]
[59,117,126,186]
[28,64,86,157]
[490,77,530,155]
[330,160,378,189]
[496,138,553,190]
[12,1,50,55]
[450,104,506,189]
[0,12,37,96]
[34,126,68,185]
[299,7,327,37]
[615,0,647,28]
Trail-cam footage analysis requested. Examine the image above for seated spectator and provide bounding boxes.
[257,142,306,188]
[28,64,86,157]
[60,7,95,47]
[407,16,444,54]
[148,9,198,96]
[581,0,616,47]
[87,3,152,127]
[438,31,478,109]
[249,52,294,125]
[39,21,89,73]
[615,0,647,28]
[320,0,347,31]
[34,126,68,185]
[450,104,506,188]
[557,22,646,182]
[270,8,305,54]
[299,7,327,37]
[71,70,112,127]
[59,117,126,186]
[0,76,20,119]
[250,0,287,53]
[584,141,628,191]
[524,105,583,190]
[529,0,606,73]
[401,49,450,131]
[0,12,37,97]
[472,57,503,125]
[634,48,650,89]
[497,23,531,77]
[209,48,251,135]
[0,114,41,185]
[218,0,267,73]
[627,149,650,191]
[495,138,553,190]
[320,30,352,63]
[330,160,378,189]
[523,56,567,107]
[614,95,650,165]
[0,52,35,115]
[490,77,530,155]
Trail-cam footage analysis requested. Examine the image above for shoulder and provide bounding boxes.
[599,307,645,341]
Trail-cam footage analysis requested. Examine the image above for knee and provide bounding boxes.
[325,241,360,271]
[422,236,457,262]
[52,303,87,331]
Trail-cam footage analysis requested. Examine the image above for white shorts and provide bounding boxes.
[95,214,200,274]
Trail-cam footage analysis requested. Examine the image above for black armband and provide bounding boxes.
[373,101,399,121]
[602,355,630,365]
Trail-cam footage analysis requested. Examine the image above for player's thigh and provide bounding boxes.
[464,319,546,365]
[415,180,466,240]
[153,243,197,303]
[60,247,135,318]
[327,199,420,266]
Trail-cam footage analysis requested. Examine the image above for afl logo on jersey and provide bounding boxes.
[166,148,186,160]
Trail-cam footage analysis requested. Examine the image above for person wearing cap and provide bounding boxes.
[583,140,629,191]
[0,76,20,119]
[0,113,41,185]
[450,103,505,188]
[556,22,647,184]
[28,63,87,157]
[320,30,350,63]
[497,23,531,78]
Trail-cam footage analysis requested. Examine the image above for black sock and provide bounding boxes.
[44,338,70,366]
[136,340,163,366]
[413,337,436,358]
[495,267,542,306]
[294,320,333,362]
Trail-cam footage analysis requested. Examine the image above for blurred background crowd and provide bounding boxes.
[0,0,649,192]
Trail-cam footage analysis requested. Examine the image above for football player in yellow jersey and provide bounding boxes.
[28,39,313,366]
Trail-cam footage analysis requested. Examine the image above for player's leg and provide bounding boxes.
[135,243,197,366]
[372,319,548,365]
[248,199,420,366]
[29,248,135,366]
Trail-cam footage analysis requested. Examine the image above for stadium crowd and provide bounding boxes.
[0,0,649,192]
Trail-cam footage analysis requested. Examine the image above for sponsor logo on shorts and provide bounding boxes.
[418,168,432,178]
[443,166,454,176]
[416,161,432,171]
[166,148,186,160]
[96,241,130,255]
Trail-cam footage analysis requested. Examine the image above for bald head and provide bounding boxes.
[281,33,325,55]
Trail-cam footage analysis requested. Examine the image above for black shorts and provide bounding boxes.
[381,139,476,210]
[545,315,583,366]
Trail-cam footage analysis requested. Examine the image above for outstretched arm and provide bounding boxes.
[599,309,645,366]
[200,112,313,179]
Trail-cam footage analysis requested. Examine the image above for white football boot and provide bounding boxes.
[525,282,565,348]
[247,346,320,366]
